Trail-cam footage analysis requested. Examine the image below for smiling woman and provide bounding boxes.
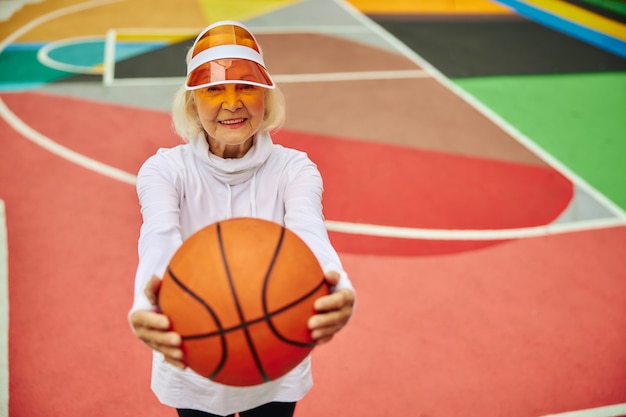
[128,20,355,417]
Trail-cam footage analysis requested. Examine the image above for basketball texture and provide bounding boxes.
[159,217,329,386]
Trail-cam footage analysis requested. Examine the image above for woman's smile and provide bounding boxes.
[219,117,248,127]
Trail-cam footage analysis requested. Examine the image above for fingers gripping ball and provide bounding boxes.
[159,217,329,386]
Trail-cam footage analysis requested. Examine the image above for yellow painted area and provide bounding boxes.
[523,0,626,41]
[116,32,196,44]
[196,0,300,23]
[346,0,513,14]
[2,0,207,42]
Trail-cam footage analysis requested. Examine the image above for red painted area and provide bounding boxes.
[1,92,181,176]
[0,109,169,416]
[2,92,622,417]
[301,228,626,417]
[276,130,573,255]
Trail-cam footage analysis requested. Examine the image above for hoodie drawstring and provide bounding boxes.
[226,184,232,219]
[249,172,257,217]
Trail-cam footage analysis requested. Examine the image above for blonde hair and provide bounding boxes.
[172,48,286,143]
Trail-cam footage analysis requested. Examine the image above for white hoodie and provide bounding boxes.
[131,131,353,415]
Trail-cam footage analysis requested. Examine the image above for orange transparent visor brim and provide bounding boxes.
[186,59,274,89]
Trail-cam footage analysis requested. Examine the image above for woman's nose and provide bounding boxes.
[222,86,242,110]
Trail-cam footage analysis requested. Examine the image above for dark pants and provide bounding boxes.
[177,402,297,417]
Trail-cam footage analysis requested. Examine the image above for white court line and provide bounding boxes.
[0,0,124,53]
[37,35,105,74]
[102,29,116,85]
[540,403,626,417]
[103,69,429,87]
[333,0,626,221]
[0,97,136,185]
[325,217,626,240]
[275,69,429,83]
[0,3,623,417]
[103,27,198,86]
[0,201,7,417]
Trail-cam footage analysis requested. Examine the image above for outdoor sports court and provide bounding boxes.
[1,0,625,416]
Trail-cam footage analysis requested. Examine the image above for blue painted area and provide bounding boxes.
[44,40,168,66]
[0,82,46,92]
[115,42,169,60]
[494,0,626,58]
[2,42,45,51]
[0,41,169,91]
[47,40,106,67]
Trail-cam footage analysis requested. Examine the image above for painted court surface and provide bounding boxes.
[1,0,626,416]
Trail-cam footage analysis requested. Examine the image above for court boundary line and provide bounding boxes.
[1,2,625,417]
[332,0,626,221]
[540,403,626,417]
[0,3,126,416]
[0,97,136,184]
[325,217,626,240]
[102,70,430,87]
[0,201,7,417]
[102,26,428,86]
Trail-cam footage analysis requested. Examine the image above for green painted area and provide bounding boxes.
[0,42,171,91]
[0,48,73,88]
[454,71,626,212]
[576,0,626,16]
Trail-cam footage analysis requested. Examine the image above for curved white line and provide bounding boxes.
[325,217,626,240]
[0,98,137,184]
[0,0,135,185]
[0,201,7,417]
[0,0,124,51]
[37,35,105,74]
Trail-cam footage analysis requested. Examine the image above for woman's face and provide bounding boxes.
[193,83,266,158]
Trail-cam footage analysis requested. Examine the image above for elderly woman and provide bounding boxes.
[129,21,355,417]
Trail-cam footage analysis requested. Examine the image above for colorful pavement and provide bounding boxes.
[1,1,625,416]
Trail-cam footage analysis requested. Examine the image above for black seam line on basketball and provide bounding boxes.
[182,227,324,349]
[263,227,323,347]
[166,266,228,379]
[181,278,326,344]
[182,281,325,346]
[218,221,269,383]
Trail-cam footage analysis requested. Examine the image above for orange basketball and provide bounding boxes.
[159,217,329,386]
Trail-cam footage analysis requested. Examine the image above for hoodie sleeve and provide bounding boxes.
[130,152,184,315]
[282,155,354,294]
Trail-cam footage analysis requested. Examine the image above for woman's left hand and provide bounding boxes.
[308,271,355,345]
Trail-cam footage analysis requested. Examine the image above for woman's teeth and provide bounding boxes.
[220,118,245,125]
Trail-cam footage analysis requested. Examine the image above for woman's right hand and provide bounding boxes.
[130,276,186,369]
